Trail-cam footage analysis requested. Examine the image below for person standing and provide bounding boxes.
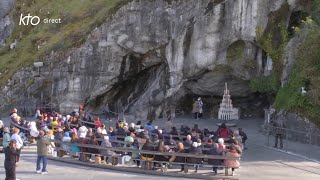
[103,103,111,120]
[238,128,248,150]
[4,140,20,180]
[11,128,23,163]
[36,130,50,174]
[273,119,286,149]
[192,100,199,120]
[197,97,203,119]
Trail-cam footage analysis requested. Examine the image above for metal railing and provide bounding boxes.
[261,124,320,161]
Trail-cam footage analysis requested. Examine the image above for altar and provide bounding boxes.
[218,83,239,120]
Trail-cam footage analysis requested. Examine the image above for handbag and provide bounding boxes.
[169,149,181,162]
[169,155,176,162]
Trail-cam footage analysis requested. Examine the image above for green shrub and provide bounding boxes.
[250,73,280,94]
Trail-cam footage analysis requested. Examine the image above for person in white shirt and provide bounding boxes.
[11,128,23,163]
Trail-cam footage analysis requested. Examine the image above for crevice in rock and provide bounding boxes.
[287,11,309,37]
[88,63,163,113]
[204,1,214,15]
[183,17,194,57]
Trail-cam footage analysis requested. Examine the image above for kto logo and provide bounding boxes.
[19,14,40,26]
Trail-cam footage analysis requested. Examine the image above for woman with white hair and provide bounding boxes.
[187,142,202,173]
[217,138,226,150]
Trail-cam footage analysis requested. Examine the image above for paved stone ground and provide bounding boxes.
[1,116,320,179]
[0,145,188,180]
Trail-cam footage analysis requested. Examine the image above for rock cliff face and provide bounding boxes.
[0,0,15,48]
[0,0,305,120]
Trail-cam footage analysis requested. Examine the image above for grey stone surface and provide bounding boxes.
[0,0,15,48]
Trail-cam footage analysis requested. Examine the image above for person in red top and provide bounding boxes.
[216,123,231,139]
[94,118,102,128]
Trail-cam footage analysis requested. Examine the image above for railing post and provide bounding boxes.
[309,133,312,145]
[285,126,287,150]
[267,125,271,147]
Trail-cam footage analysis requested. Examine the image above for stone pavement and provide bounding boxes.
[0,145,189,180]
[1,116,320,179]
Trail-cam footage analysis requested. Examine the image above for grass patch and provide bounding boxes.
[0,0,130,86]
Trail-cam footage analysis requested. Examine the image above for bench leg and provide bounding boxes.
[225,167,229,176]
[146,161,153,170]
[184,165,189,173]
[112,157,118,166]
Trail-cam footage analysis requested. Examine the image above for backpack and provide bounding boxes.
[219,128,230,138]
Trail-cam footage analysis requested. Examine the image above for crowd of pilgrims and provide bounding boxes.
[1,107,248,176]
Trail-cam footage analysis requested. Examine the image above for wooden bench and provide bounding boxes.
[51,140,240,177]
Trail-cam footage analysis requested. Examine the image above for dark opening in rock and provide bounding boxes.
[287,11,309,37]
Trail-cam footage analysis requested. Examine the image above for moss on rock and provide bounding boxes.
[226,40,245,63]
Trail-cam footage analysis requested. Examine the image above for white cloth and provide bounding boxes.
[78,126,88,138]
[62,137,71,151]
[11,134,23,149]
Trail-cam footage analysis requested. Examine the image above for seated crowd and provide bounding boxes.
[1,107,248,176]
